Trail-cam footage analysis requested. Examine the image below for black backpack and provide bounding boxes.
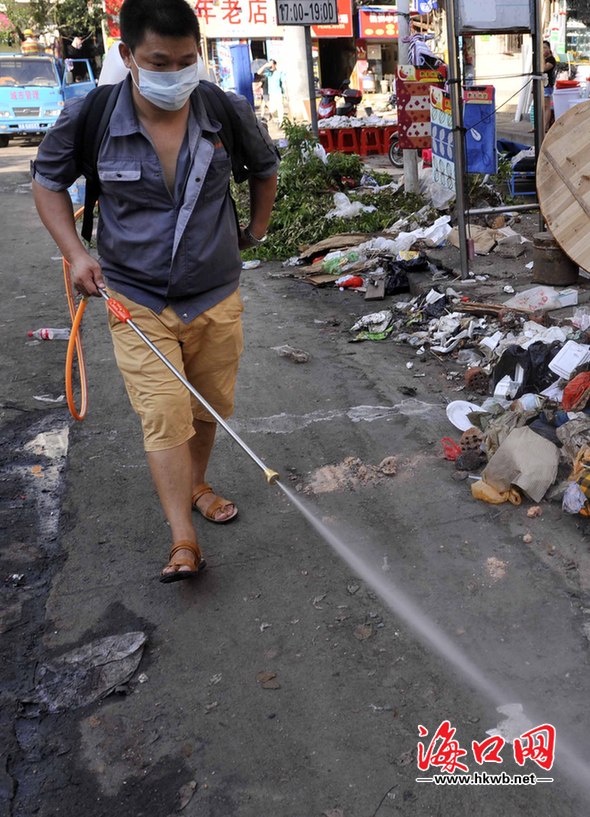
[74,80,251,242]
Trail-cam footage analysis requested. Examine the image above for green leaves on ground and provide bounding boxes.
[236,120,425,260]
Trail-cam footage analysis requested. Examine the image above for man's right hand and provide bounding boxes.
[70,250,106,297]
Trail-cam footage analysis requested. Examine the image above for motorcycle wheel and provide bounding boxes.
[388,135,404,168]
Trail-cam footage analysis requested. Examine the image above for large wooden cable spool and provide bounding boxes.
[536,100,590,272]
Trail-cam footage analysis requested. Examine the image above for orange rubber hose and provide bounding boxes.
[64,205,90,421]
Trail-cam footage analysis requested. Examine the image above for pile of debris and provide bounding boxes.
[284,206,454,296]
[399,285,590,517]
[281,175,590,516]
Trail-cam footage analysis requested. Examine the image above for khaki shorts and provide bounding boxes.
[107,288,244,451]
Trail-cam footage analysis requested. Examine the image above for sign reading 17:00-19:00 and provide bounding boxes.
[276,0,338,25]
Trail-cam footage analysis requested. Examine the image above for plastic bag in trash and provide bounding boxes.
[396,251,430,271]
[272,344,310,363]
[383,258,411,295]
[491,341,562,398]
[23,631,147,714]
[471,480,522,505]
[326,192,377,220]
[503,286,562,312]
[562,482,588,514]
[360,173,379,187]
[350,310,393,334]
[424,293,448,318]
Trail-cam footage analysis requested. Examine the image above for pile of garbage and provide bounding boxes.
[286,206,453,292]
[387,284,590,517]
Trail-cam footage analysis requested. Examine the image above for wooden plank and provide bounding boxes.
[537,100,590,271]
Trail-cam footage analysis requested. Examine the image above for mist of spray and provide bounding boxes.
[275,480,590,795]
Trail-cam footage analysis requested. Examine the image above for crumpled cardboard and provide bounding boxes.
[482,426,559,503]
[449,225,496,255]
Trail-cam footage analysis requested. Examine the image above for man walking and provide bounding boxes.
[32,0,279,583]
[261,59,286,124]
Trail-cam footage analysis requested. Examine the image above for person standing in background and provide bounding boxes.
[462,36,475,87]
[21,29,44,56]
[542,40,557,133]
[262,59,285,124]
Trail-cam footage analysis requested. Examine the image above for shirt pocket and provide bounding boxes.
[199,155,231,204]
[97,158,147,207]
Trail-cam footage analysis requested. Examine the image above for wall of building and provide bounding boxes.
[474,33,528,110]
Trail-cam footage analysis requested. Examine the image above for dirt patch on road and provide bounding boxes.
[304,455,397,494]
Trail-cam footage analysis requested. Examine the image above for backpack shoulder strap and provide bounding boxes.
[74,82,122,242]
[197,81,249,183]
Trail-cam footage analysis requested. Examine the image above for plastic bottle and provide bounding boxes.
[27,328,71,340]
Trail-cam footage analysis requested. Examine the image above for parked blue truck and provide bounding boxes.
[0,54,96,147]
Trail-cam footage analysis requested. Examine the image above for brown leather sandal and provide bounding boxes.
[192,482,238,524]
[159,540,207,584]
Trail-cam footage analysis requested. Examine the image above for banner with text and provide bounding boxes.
[196,0,285,38]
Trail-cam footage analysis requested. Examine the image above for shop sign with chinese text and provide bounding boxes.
[311,0,353,37]
[196,0,285,38]
[358,6,399,38]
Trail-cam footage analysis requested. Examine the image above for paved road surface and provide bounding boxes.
[1,140,589,816]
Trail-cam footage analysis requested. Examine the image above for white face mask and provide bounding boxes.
[130,52,199,111]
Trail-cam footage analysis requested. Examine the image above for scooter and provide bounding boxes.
[387,126,403,167]
[317,86,341,119]
[317,80,363,120]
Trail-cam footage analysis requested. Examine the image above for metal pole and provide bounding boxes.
[305,26,319,136]
[445,0,469,279]
[532,0,545,232]
[466,203,540,216]
[397,0,419,193]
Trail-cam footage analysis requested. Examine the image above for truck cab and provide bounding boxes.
[0,54,96,147]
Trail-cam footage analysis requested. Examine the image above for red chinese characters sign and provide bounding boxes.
[311,0,353,38]
[194,0,284,38]
[358,8,399,39]
[417,721,557,776]
[396,64,443,149]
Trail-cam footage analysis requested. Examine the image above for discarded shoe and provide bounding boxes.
[160,540,206,583]
[192,483,238,524]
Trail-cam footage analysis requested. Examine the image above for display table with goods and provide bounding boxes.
[317,114,398,156]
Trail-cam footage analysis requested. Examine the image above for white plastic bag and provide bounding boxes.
[325,192,377,220]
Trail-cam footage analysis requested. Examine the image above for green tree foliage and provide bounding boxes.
[1,0,104,44]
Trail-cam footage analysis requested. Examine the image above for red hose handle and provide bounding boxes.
[103,295,131,323]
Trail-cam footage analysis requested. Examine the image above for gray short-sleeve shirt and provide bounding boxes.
[32,77,279,321]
